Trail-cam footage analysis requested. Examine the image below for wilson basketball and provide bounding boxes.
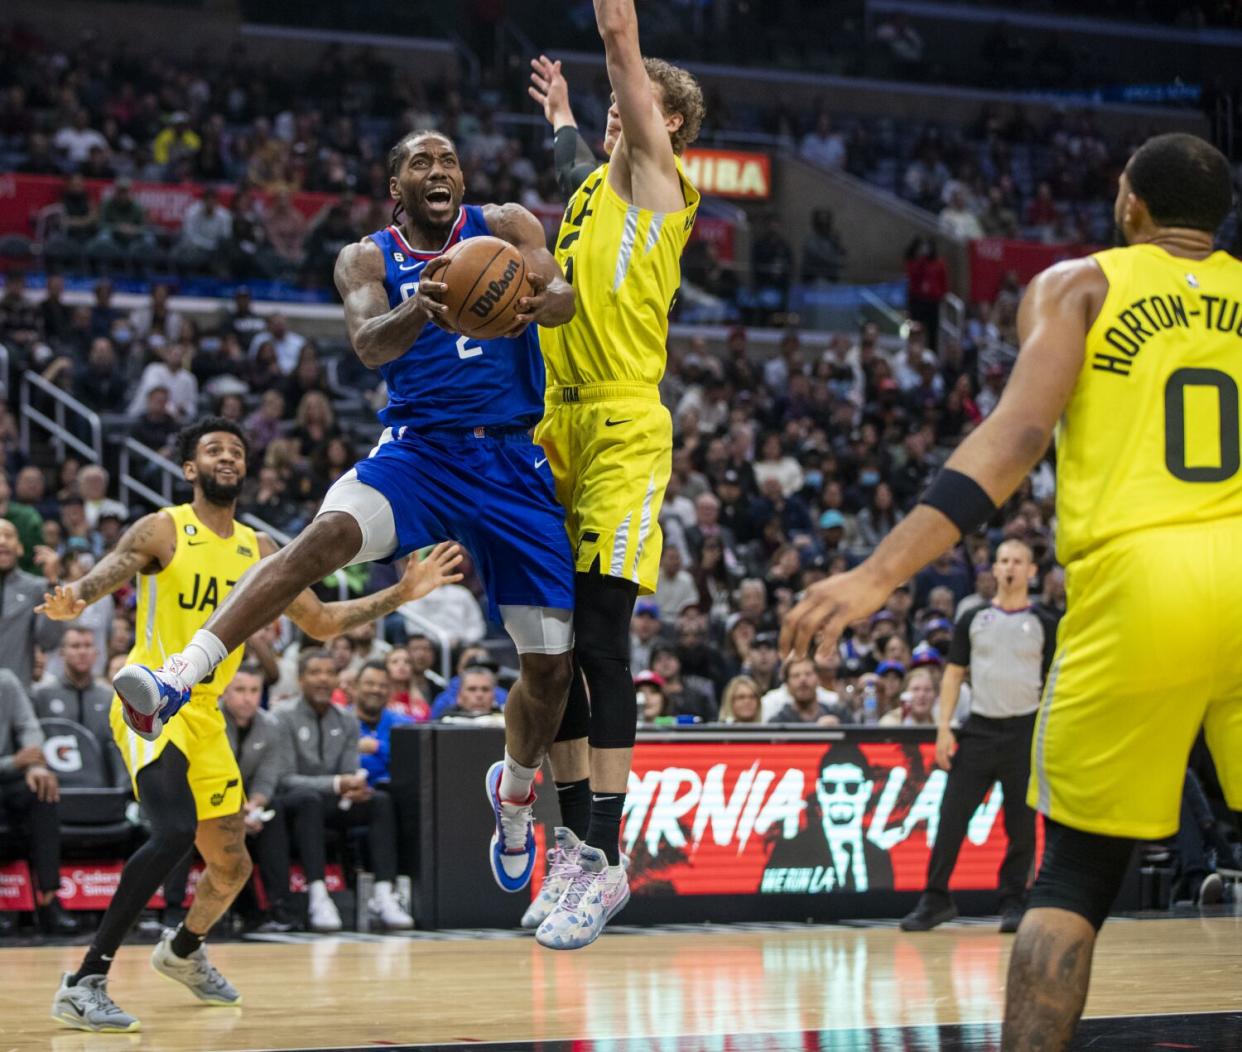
[436,236,528,340]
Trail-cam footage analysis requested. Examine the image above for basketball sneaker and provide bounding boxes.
[113,661,192,742]
[521,826,583,929]
[535,844,630,951]
[369,880,414,930]
[486,760,536,892]
[151,930,240,1005]
[51,973,140,1033]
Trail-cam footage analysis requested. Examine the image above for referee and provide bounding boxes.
[900,538,1059,933]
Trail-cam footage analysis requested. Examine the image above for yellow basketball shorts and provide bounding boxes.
[535,382,672,596]
[1030,518,1242,840]
[111,691,243,822]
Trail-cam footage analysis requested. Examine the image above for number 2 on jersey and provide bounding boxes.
[399,282,483,359]
[1164,367,1240,482]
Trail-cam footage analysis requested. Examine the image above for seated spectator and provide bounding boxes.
[130,284,184,344]
[635,670,673,722]
[0,518,66,684]
[649,644,716,721]
[429,647,506,718]
[290,392,339,462]
[0,471,45,573]
[219,665,298,932]
[263,189,309,272]
[248,313,307,375]
[131,385,178,454]
[217,286,268,345]
[72,338,130,414]
[54,108,108,167]
[14,467,58,523]
[32,627,113,741]
[174,186,233,274]
[879,668,938,727]
[763,655,849,724]
[980,186,1019,239]
[630,599,666,673]
[939,187,984,240]
[282,345,331,410]
[76,465,128,531]
[244,390,287,459]
[301,203,357,287]
[438,665,503,720]
[0,669,78,935]
[383,646,430,723]
[799,113,847,171]
[875,660,907,714]
[87,177,156,265]
[354,661,412,787]
[152,112,201,168]
[403,634,445,714]
[654,545,698,619]
[914,550,974,608]
[719,676,762,724]
[273,649,412,931]
[753,433,804,498]
[128,340,199,422]
[740,632,781,695]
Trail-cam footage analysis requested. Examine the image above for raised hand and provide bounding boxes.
[399,542,465,602]
[35,584,86,621]
[529,55,574,128]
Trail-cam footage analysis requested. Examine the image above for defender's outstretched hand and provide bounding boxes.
[399,542,465,602]
[779,568,890,661]
[36,585,86,621]
[529,55,574,128]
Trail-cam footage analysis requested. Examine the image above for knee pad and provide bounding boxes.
[1027,818,1135,930]
[583,647,637,750]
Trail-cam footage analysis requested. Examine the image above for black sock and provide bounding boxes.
[170,922,206,958]
[555,778,592,840]
[586,792,625,865]
[70,947,113,985]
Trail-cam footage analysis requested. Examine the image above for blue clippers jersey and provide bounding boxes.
[367,206,545,432]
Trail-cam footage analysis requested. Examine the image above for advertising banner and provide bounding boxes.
[611,739,1036,899]
[682,149,773,200]
[969,238,1100,303]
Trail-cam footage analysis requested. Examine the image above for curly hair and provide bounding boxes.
[174,416,250,467]
[644,58,704,155]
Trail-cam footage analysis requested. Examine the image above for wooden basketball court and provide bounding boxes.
[5,913,1240,1050]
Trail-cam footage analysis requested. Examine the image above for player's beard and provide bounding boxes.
[200,472,244,506]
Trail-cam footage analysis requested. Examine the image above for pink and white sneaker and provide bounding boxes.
[534,843,629,950]
[521,827,583,930]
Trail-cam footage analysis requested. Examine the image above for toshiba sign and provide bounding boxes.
[683,149,772,200]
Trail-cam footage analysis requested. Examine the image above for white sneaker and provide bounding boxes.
[521,827,583,930]
[307,881,342,932]
[150,930,240,1005]
[51,973,140,1032]
[369,881,414,930]
[535,844,630,951]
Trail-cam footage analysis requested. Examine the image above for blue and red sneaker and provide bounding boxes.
[112,661,191,742]
[485,760,537,893]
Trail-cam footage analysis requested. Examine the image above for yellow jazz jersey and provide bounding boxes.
[540,158,700,386]
[1031,243,1242,840]
[110,503,260,819]
[1056,244,1242,564]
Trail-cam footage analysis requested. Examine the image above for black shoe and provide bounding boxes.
[899,898,957,932]
[1198,872,1225,907]
[38,899,81,936]
[0,910,17,936]
[999,909,1024,933]
[256,902,298,933]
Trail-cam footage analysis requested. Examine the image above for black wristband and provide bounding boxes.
[920,468,997,536]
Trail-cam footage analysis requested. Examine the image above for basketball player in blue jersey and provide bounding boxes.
[114,131,582,893]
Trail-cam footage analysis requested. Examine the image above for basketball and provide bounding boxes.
[436,235,528,340]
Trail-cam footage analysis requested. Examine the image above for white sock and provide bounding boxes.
[172,630,228,688]
[499,750,538,802]
[308,879,329,903]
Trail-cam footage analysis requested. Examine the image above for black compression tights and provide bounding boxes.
[74,746,198,981]
[554,570,640,749]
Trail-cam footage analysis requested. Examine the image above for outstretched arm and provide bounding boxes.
[335,239,450,369]
[260,533,464,642]
[37,512,172,619]
[484,203,575,334]
[595,0,683,209]
[530,55,598,196]
[781,259,1102,657]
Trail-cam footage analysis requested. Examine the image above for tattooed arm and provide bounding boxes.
[36,512,174,620]
[257,534,465,642]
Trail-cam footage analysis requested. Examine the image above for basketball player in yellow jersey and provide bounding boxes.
[782,133,1240,1050]
[42,417,461,1033]
[506,0,704,950]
